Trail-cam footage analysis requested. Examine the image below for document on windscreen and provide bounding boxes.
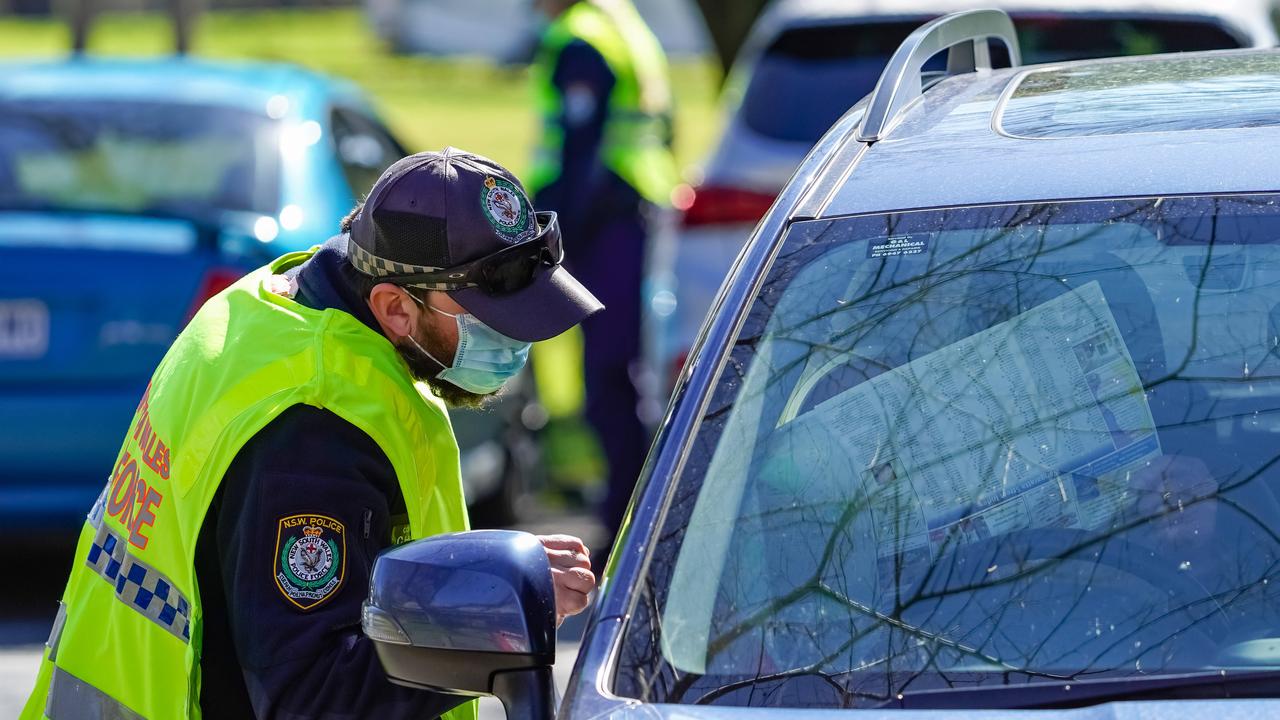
[808,280,1161,575]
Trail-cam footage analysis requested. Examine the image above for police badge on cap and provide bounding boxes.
[480,175,536,244]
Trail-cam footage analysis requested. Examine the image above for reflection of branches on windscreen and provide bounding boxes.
[647,453,1280,702]
[651,197,1280,703]
[1137,196,1280,382]
[895,465,1280,656]
[1060,487,1280,671]
[740,204,1130,407]
[679,465,1050,692]
[746,199,1280,509]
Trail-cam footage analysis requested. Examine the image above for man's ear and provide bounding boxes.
[368,283,417,340]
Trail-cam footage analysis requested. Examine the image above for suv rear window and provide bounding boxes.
[741,22,926,143]
[741,16,1245,143]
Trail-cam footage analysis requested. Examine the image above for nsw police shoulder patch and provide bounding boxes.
[275,514,345,611]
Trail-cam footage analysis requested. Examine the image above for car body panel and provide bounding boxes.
[573,38,1280,720]
[569,699,1280,720]
[0,219,263,527]
[653,223,753,372]
[699,117,814,193]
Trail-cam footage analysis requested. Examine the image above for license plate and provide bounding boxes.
[0,299,50,359]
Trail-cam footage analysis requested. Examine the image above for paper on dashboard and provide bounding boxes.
[795,281,1161,582]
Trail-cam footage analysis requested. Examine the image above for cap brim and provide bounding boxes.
[449,264,604,342]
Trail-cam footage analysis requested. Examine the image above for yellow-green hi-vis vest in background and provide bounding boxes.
[529,0,679,206]
[22,250,478,720]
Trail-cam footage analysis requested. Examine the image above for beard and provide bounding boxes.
[397,317,492,410]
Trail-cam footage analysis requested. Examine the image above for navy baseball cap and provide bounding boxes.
[346,147,603,342]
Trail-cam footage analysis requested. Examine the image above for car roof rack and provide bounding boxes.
[856,9,1021,143]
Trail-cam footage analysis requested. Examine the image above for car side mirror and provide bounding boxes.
[363,529,558,720]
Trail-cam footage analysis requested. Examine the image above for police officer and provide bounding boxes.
[23,149,603,720]
[528,0,679,549]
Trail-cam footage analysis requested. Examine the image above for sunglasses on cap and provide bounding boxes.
[387,211,564,296]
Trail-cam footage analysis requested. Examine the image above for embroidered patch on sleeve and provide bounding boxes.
[275,514,345,611]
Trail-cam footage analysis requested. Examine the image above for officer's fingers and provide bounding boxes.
[552,574,592,615]
[545,547,591,570]
[557,588,591,618]
[552,565,596,594]
[538,534,589,556]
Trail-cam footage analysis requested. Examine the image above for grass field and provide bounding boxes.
[0,8,724,178]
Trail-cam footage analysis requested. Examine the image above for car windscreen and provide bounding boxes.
[0,100,281,217]
[617,195,1280,709]
[742,17,1244,143]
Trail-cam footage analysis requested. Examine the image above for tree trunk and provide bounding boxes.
[691,0,770,75]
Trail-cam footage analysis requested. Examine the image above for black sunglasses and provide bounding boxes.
[387,211,564,296]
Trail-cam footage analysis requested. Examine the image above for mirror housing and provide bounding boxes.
[364,530,558,719]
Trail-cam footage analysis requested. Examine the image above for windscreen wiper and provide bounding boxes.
[878,669,1280,710]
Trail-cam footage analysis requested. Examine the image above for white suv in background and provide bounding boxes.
[646,0,1279,398]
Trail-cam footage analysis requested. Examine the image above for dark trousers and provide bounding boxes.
[569,214,649,546]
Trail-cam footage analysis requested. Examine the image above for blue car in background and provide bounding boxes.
[0,58,534,528]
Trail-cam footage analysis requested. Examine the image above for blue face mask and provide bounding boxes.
[405,298,531,395]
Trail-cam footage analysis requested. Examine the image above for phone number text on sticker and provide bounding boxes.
[868,235,928,259]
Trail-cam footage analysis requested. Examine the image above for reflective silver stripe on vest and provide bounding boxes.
[87,484,108,530]
[47,666,146,720]
[45,602,68,662]
[85,523,191,643]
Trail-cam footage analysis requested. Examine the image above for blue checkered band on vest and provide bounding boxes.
[85,522,192,643]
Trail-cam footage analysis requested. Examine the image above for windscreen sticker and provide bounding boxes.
[867,234,929,259]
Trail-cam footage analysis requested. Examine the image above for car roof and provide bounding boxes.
[815,48,1280,219]
[0,56,367,117]
[756,0,1277,47]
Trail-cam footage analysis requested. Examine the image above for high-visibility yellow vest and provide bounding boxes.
[529,0,679,206]
[22,249,478,720]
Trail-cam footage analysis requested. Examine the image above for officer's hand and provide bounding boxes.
[538,534,594,626]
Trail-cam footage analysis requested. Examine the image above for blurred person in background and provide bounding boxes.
[528,0,679,563]
[22,149,601,720]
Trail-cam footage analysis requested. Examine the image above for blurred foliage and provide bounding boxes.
[0,8,723,179]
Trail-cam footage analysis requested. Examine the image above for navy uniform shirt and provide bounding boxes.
[534,38,644,259]
[194,239,466,719]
